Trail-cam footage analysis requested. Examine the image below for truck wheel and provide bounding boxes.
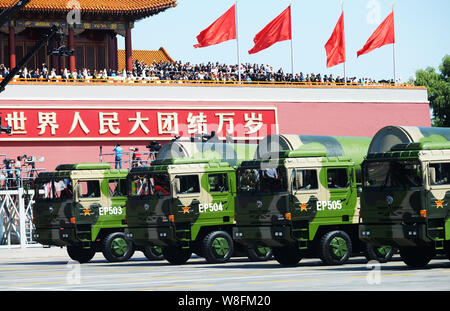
[142,245,164,261]
[272,245,302,266]
[102,232,135,262]
[162,246,192,265]
[364,243,395,263]
[247,245,273,262]
[202,231,234,264]
[400,246,434,268]
[318,230,352,265]
[67,245,96,263]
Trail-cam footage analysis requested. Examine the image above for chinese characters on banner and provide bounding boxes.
[0,107,278,140]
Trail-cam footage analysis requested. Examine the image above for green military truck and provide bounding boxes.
[233,134,395,266]
[125,141,272,265]
[32,163,161,263]
[359,126,450,267]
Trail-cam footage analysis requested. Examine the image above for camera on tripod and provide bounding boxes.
[2,158,14,167]
[18,154,45,168]
[146,141,162,152]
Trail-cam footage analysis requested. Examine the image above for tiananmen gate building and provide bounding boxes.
[0,0,177,72]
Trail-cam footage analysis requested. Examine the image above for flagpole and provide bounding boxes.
[342,0,346,84]
[392,3,396,84]
[235,0,241,83]
[290,0,294,76]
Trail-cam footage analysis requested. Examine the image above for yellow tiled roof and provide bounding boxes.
[0,0,177,14]
[117,47,174,71]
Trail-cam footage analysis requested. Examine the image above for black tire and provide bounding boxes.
[67,245,96,263]
[142,245,164,261]
[364,243,395,263]
[400,246,434,268]
[247,245,273,262]
[162,246,192,265]
[318,230,352,265]
[272,245,302,267]
[202,231,234,264]
[102,232,135,262]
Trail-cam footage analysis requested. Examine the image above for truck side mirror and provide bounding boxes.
[173,178,181,197]
[429,167,436,185]
[295,171,303,190]
[74,182,81,199]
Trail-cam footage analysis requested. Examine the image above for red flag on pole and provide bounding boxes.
[325,12,345,68]
[248,6,292,54]
[194,5,236,48]
[357,11,395,57]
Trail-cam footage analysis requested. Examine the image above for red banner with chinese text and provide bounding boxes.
[0,106,278,141]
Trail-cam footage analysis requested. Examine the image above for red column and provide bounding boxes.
[68,27,76,72]
[8,26,16,69]
[113,35,118,71]
[125,26,133,72]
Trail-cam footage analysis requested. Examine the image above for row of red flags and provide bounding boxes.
[194,5,395,68]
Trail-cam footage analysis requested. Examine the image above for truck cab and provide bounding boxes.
[126,159,239,264]
[359,142,450,267]
[233,146,394,266]
[32,163,137,263]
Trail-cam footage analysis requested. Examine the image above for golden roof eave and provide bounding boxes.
[1,0,177,17]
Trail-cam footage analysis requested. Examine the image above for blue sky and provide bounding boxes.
[119,0,450,82]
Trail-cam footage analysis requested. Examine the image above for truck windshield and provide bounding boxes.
[35,178,73,200]
[130,173,170,197]
[237,167,287,193]
[364,161,423,188]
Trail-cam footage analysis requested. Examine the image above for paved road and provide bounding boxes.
[0,247,449,291]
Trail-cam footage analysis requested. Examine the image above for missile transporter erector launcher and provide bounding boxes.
[32,163,161,263]
[233,135,395,266]
[360,126,450,267]
[125,141,272,265]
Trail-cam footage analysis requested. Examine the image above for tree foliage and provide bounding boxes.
[414,55,450,127]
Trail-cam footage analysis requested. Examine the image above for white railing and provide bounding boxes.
[99,148,158,169]
[0,188,36,248]
[0,162,45,248]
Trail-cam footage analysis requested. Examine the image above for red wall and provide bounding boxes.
[0,99,431,171]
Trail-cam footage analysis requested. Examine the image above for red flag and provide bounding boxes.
[248,6,292,54]
[194,5,236,48]
[325,12,346,68]
[357,11,395,57]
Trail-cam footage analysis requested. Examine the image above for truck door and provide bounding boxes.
[74,179,102,239]
[98,178,128,227]
[291,168,321,222]
[204,172,233,224]
[427,162,450,220]
[172,174,201,239]
[322,167,354,220]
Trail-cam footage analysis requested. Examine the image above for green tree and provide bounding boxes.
[414,55,450,127]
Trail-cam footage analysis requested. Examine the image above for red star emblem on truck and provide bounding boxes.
[82,207,92,216]
[435,199,444,208]
[182,205,191,214]
[300,203,308,212]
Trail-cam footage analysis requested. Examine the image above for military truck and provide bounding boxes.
[359,126,450,267]
[125,141,272,264]
[233,134,395,266]
[32,163,162,263]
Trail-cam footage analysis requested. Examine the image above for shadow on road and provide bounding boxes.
[3,253,448,271]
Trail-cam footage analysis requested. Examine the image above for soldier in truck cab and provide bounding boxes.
[153,175,170,196]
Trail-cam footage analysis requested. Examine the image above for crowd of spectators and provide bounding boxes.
[0,60,400,85]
